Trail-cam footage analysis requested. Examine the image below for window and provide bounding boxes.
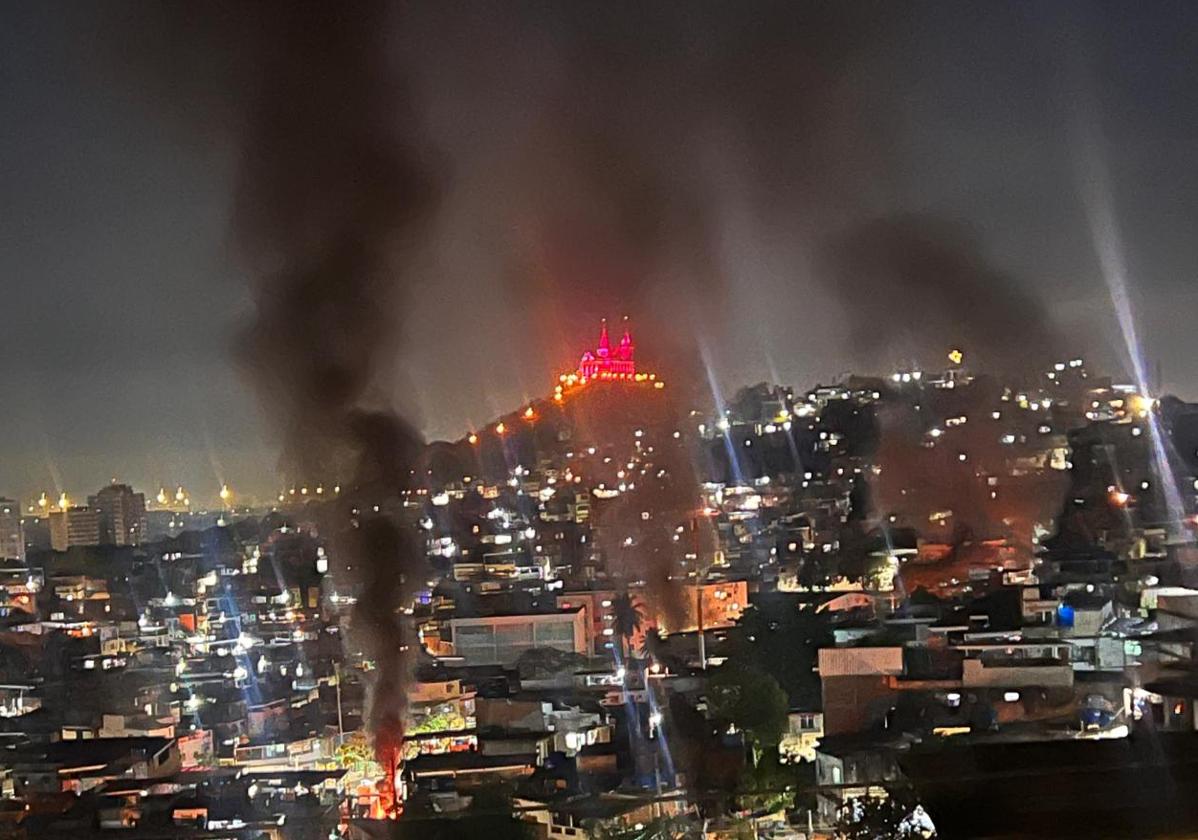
[535,621,575,645]
[496,623,534,647]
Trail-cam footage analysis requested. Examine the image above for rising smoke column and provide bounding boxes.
[819,216,1072,560]
[396,0,895,403]
[820,215,1060,375]
[394,2,890,632]
[233,3,435,811]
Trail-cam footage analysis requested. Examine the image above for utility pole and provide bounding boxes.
[692,513,711,670]
[334,661,344,736]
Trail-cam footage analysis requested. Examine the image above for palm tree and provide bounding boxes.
[638,626,664,661]
[611,591,644,662]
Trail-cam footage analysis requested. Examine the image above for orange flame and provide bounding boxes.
[374,730,403,819]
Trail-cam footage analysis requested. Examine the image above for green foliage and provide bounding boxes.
[735,747,797,814]
[638,626,666,660]
[612,591,645,658]
[515,646,587,679]
[190,750,216,769]
[727,597,830,709]
[335,732,373,772]
[408,708,467,734]
[706,661,789,764]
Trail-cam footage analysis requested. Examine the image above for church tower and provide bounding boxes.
[578,317,636,379]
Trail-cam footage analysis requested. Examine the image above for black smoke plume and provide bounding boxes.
[396,0,894,393]
[392,2,895,628]
[97,0,1085,795]
[819,214,1060,375]
[231,2,435,806]
[819,215,1073,564]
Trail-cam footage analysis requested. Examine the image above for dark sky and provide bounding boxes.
[2,1,1198,505]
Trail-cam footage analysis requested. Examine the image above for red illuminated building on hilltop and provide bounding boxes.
[465,318,664,443]
[553,318,662,404]
[578,318,636,379]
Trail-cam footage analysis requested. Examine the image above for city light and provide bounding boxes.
[8,17,1198,831]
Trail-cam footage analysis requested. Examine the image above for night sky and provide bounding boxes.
[3,1,1198,504]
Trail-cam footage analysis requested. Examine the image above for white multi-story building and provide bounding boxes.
[0,499,23,561]
[447,607,590,666]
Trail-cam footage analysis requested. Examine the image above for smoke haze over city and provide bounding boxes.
[10,5,1198,837]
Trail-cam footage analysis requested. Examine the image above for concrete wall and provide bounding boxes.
[821,675,896,735]
[450,610,589,665]
[961,659,1073,688]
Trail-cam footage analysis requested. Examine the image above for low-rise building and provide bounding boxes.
[447,607,590,666]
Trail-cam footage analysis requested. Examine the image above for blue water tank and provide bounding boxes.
[1057,603,1075,628]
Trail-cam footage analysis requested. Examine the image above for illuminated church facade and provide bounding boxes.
[577,318,636,380]
[550,318,662,404]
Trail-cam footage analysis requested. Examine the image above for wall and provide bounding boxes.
[961,659,1073,688]
[450,610,589,665]
[821,675,896,736]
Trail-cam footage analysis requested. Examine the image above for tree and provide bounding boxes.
[735,747,798,815]
[189,749,216,770]
[611,591,645,661]
[725,596,831,710]
[408,708,466,735]
[515,646,586,680]
[336,731,374,773]
[706,662,789,766]
[638,626,668,664]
